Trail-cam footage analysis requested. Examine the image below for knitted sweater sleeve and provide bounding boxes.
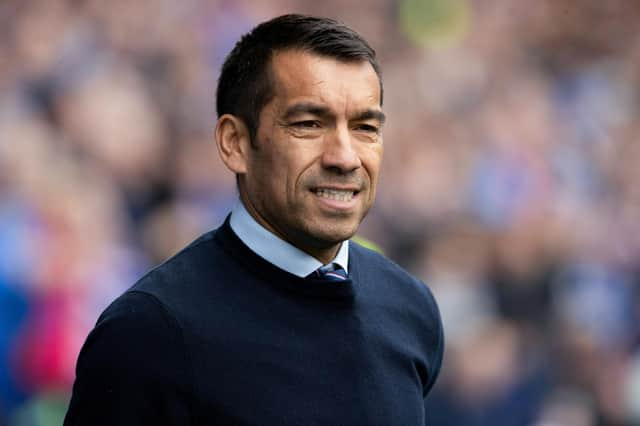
[64,291,193,426]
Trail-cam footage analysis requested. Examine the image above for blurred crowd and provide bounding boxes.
[1,0,639,425]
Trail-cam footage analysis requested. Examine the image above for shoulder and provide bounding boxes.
[126,229,227,306]
[349,240,445,394]
[349,239,416,282]
[134,229,219,290]
[348,240,443,332]
[349,240,438,309]
[87,290,185,363]
[98,289,175,325]
[69,290,190,400]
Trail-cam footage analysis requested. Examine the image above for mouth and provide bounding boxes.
[312,188,359,202]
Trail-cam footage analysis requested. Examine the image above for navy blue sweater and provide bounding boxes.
[64,219,444,425]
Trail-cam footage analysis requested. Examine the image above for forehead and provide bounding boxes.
[268,50,381,110]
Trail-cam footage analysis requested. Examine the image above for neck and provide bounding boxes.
[304,244,340,265]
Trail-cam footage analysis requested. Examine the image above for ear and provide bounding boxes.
[215,114,251,174]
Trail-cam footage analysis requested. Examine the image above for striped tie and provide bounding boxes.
[308,263,348,282]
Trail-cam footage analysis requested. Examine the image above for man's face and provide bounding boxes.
[239,49,384,262]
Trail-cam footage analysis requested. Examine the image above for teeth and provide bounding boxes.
[315,189,354,202]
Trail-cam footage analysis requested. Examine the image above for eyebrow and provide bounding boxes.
[283,102,332,120]
[354,109,386,125]
[282,102,386,124]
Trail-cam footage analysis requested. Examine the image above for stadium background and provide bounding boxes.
[1,0,640,424]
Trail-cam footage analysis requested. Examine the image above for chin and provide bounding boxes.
[308,221,360,246]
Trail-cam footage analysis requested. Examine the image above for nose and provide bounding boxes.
[321,127,361,174]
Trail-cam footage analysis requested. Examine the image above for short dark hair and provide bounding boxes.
[216,14,383,143]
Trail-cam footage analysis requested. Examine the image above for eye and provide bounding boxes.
[355,124,380,134]
[292,120,321,129]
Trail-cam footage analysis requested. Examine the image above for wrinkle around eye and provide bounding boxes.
[352,126,382,143]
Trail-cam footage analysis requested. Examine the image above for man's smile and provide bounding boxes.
[311,187,360,202]
[310,187,362,211]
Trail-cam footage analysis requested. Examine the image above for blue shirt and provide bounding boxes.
[229,200,349,278]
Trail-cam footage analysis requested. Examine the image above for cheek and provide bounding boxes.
[268,151,308,204]
[284,147,321,189]
[361,146,383,183]
[247,151,285,201]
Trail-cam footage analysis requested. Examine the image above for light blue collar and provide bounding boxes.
[229,200,349,278]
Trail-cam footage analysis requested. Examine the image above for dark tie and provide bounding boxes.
[308,263,348,282]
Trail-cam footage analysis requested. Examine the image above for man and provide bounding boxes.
[64,14,444,425]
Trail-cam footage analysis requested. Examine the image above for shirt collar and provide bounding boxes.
[229,200,349,278]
